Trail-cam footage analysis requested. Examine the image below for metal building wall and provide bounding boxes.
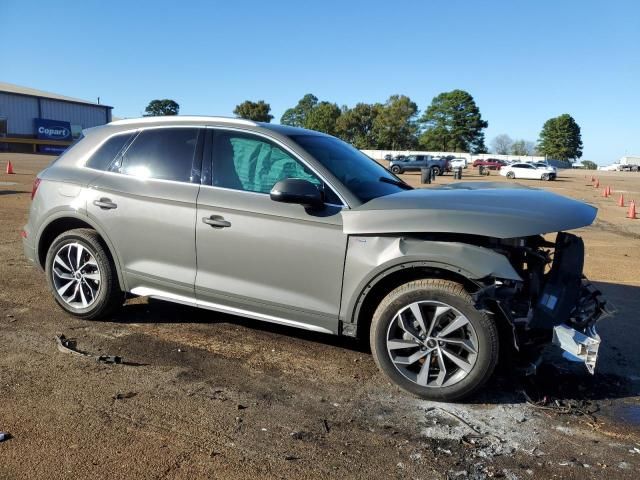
[0,92,39,135]
[0,92,111,136]
[41,99,110,130]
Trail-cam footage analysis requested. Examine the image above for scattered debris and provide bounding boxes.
[447,470,468,478]
[520,389,599,420]
[0,432,10,442]
[54,334,125,365]
[322,419,331,434]
[236,404,247,410]
[290,431,313,441]
[284,455,299,461]
[55,334,90,357]
[113,392,137,400]
[97,355,122,364]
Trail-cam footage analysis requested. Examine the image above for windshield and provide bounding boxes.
[289,134,410,203]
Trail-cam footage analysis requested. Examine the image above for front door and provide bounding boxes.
[195,129,347,333]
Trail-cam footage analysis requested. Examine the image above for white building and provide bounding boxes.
[620,155,640,166]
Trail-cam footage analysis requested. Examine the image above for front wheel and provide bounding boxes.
[390,165,402,174]
[370,279,499,401]
[506,171,515,179]
[45,228,123,320]
[431,166,441,176]
[541,173,550,181]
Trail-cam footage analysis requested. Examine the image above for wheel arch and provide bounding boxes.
[36,213,126,291]
[347,262,480,341]
[339,237,522,340]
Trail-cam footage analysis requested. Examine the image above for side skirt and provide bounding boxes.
[130,286,334,334]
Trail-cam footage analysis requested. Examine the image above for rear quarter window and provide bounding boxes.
[86,133,134,170]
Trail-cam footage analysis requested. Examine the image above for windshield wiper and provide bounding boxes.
[379,176,412,189]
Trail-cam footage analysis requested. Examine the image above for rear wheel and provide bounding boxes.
[45,228,123,320]
[506,171,515,179]
[390,165,402,174]
[370,279,499,401]
[431,166,441,176]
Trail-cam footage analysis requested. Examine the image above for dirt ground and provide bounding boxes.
[1,153,639,480]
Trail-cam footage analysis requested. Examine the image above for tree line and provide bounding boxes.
[490,113,583,161]
[235,90,489,153]
[143,93,584,162]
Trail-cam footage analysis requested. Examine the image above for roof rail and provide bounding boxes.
[109,116,257,126]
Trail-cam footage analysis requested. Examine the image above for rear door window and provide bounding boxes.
[86,133,133,170]
[119,128,200,182]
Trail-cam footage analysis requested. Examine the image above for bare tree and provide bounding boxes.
[512,139,538,156]
[524,140,537,155]
[491,134,513,155]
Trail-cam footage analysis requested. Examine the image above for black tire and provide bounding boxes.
[370,279,499,401]
[45,228,123,320]
[541,173,549,181]
[390,165,402,174]
[506,171,515,179]
[431,166,441,176]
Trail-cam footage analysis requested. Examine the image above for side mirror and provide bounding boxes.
[270,178,324,210]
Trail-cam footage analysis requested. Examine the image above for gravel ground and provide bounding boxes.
[1,154,639,479]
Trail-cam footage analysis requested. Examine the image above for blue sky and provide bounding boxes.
[2,0,638,164]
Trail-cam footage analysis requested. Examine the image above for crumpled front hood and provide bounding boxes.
[342,182,597,238]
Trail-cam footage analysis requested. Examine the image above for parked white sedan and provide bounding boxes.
[500,162,556,181]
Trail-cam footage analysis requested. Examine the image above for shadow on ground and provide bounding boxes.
[0,190,27,195]
[104,281,638,406]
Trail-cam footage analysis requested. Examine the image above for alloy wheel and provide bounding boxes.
[386,301,479,388]
[52,242,102,309]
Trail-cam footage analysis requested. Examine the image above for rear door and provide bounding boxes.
[86,127,204,298]
[194,128,347,333]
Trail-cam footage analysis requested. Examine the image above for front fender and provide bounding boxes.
[339,236,521,327]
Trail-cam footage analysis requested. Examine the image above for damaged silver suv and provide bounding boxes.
[23,116,611,401]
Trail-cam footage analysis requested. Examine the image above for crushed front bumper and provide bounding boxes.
[553,324,601,374]
[550,280,615,374]
[487,232,616,375]
[542,278,614,373]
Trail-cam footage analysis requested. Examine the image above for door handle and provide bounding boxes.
[93,198,118,210]
[202,215,231,228]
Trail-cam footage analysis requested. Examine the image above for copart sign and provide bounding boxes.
[34,118,72,141]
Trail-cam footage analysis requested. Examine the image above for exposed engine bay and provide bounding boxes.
[474,232,613,373]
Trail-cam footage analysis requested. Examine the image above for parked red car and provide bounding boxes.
[472,158,507,170]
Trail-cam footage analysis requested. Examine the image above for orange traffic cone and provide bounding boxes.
[628,201,637,219]
[618,194,625,207]
[591,175,595,183]
[6,161,14,174]
[608,186,613,195]
[602,188,609,197]
[594,179,600,188]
